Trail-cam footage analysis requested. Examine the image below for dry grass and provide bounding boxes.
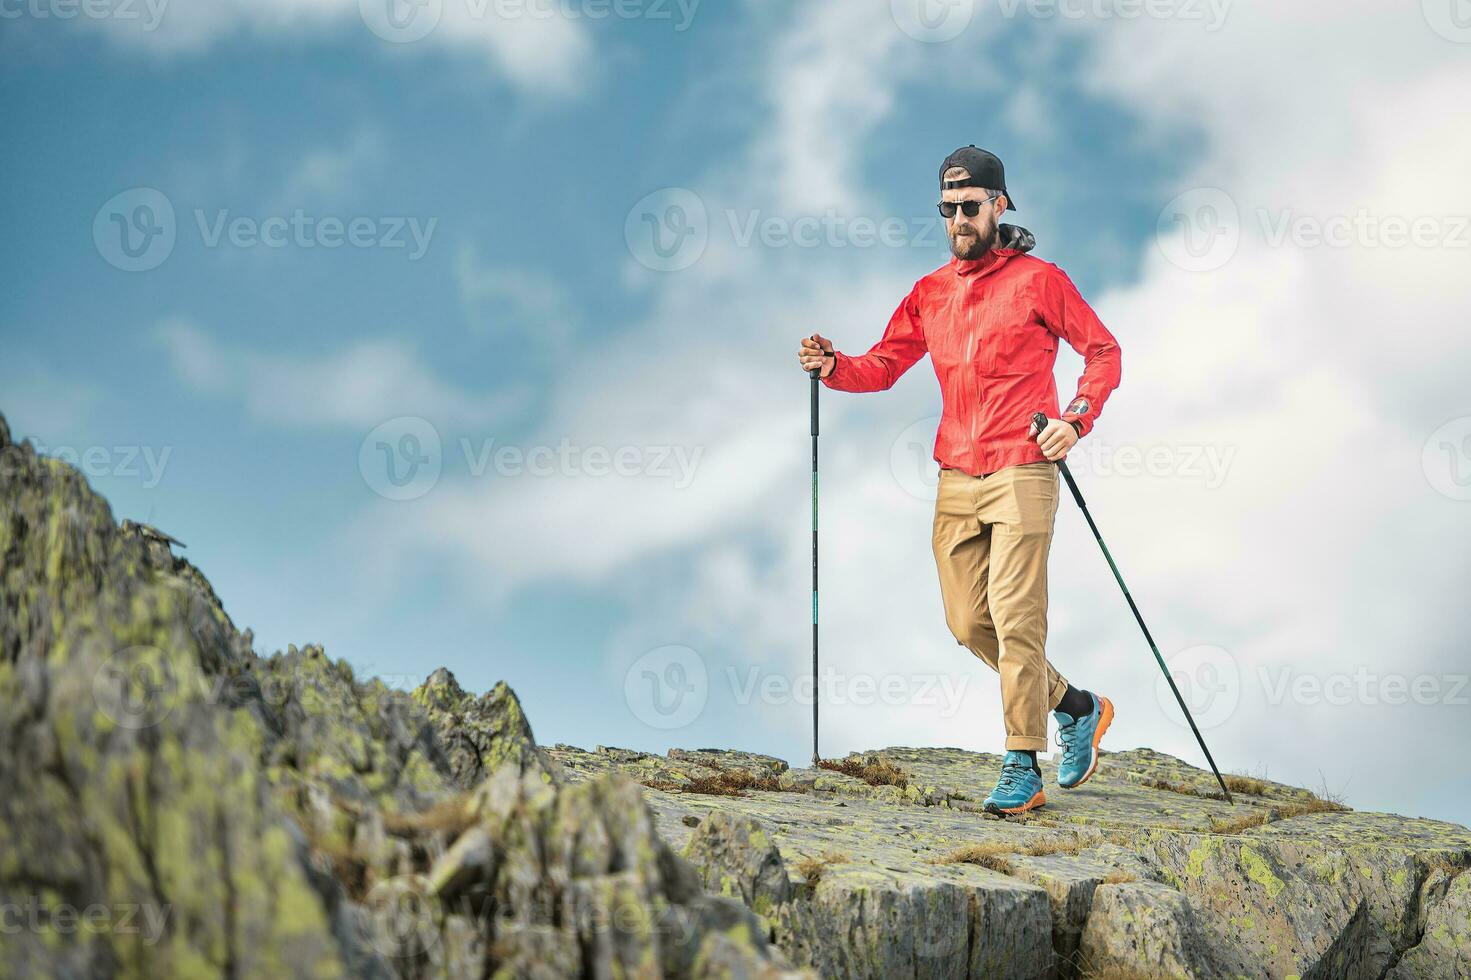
[795,850,850,885]
[382,794,477,837]
[1223,773,1271,796]
[304,829,370,900]
[1135,775,1227,801]
[1208,810,1271,834]
[1101,870,1137,884]
[816,755,909,789]
[1209,794,1347,834]
[1080,966,1168,980]
[299,791,476,901]
[1282,795,1348,817]
[1007,811,1061,828]
[933,835,1085,872]
[641,766,784,797]
[1423,853,1469,878]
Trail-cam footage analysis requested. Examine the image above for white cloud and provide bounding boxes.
[156,318,526,430]
[454,244,578,347]
[0,356,102,444]
[68,0,593,97]
[277,127,386,209]
[340,0,1471,818]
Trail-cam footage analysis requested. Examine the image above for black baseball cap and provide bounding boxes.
[939,145,1016,211]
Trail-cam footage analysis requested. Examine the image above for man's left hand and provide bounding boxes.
[1031,417,1079,461]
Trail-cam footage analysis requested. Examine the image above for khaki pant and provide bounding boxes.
[932,462,1070,750]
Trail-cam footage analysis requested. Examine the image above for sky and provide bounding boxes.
[2,0,1469,824]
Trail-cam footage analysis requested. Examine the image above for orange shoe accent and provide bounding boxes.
[1064,695,1114,790]
[998,788,1047,814]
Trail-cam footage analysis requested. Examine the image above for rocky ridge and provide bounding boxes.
[2,410,1468,979]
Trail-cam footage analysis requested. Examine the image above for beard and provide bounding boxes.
[949,218,999,260]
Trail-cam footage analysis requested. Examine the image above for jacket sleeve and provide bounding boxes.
[822,282,927,392]
[1038,266,1121,438]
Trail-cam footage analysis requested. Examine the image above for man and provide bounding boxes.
[795,146,1122,815]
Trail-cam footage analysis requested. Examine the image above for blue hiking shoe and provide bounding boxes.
[983,750,1046,815]
[1055,692,1114,789]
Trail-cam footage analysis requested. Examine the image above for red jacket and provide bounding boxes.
[823,243,1122,476]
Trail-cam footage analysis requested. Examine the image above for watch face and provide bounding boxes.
[1066,397,1090,417]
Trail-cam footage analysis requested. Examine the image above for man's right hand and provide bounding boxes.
[797,333,836,378]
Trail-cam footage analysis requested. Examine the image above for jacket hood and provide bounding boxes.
[952,223,1036,276]
[997,223,1035,252]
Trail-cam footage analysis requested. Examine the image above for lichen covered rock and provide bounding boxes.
[0,412,809,979]
[4,408,1468,980]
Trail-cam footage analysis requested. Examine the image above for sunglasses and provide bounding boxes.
[937,195,999,219]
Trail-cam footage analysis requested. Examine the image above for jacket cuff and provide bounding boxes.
[819,351,844,388]
[1062,396,1095,437]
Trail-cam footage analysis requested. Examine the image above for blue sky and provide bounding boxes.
[4,0,1470,824]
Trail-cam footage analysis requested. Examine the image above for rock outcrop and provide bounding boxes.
[0,414,803,979]
[2,409,1468,979]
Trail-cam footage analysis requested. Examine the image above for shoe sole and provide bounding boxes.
[1060,696,1114,790]
[984,788,1047,816]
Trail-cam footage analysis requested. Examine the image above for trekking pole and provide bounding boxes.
[1031,412,1233,804]
[809,363,822,765]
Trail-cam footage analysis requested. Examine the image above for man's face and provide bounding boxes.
[942,186,1005,260]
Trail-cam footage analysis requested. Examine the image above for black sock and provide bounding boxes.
[1057,685,1093,719]
[1019,749,1039,774]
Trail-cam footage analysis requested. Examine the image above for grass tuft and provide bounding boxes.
[795,850,850,885]
[1208,794,1347,834]
[816,755,909,789]
[932,835,1084,872]
[1135,775,1227,801]
[1222,773,1270,796]
[383,794,477,837]
[641,767,783,797]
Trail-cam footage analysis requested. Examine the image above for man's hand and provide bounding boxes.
[797,333,836,378]
[1030,416,1079,461]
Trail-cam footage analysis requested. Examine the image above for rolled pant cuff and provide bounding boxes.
[1047,675,1072,711]
[1005,736,1049,752]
